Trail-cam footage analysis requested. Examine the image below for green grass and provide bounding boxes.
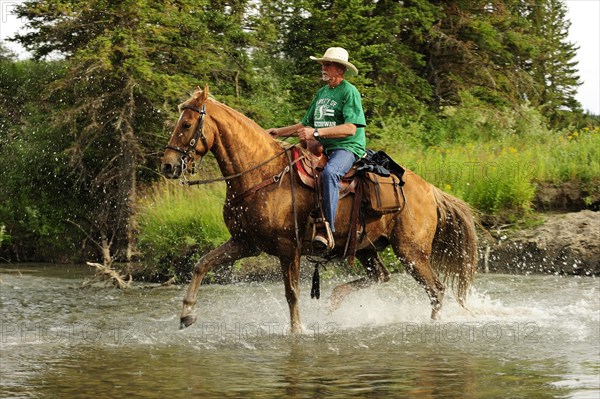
[135,180,229,280]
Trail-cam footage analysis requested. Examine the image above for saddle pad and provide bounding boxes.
[293,146,323,188]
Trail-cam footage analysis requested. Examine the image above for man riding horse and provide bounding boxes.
[267,47,366,252]
[161,49,478,333]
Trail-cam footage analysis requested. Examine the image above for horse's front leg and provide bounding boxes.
[279,249,302,334]
[180,238,258,329]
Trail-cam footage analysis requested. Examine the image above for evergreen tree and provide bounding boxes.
[11,0,254,263]
[364,0,437,117]
[421,0,532,108]
[524,0,582,125]
[261,0,436,119]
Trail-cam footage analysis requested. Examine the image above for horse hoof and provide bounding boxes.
[180,315,197,329]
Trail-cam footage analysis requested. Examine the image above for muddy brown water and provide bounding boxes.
[1,264,598,398]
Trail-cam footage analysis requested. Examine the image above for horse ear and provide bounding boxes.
[203,84,210,100]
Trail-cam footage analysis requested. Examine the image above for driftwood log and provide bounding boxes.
[82,262,132,289]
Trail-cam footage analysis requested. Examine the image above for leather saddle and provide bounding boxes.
[292,142,364,266]
[292,143,358,198]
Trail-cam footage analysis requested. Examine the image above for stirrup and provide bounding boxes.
[312,221,335,252]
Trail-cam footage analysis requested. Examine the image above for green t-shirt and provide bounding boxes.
[301,80,366,158]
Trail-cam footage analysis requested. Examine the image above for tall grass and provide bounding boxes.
[534,127,600,183]
[369,98,599,222]
[136,180,229,279]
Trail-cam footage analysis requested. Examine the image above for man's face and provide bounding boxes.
[321,61,346,81]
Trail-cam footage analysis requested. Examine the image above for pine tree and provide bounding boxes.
[422,0,532,108]
[259,0,436,118]
[364,0,437,116]
[12,0,254,263]
[525,0,582,125]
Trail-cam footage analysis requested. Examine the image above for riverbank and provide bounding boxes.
[483,180,599,276]
[484,210,599,276]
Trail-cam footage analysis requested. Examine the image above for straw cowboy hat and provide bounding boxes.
[310,47,358,76]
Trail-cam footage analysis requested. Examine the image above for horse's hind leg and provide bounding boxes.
[330,249,391,312]
[393,241,445,319]
[180,238,258,329]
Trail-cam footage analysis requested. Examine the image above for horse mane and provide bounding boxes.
[181,89,278,144]
[209,99,266,133]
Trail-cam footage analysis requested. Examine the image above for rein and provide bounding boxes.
[180,146,297,188]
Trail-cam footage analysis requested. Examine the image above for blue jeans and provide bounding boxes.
[321,149,358,232]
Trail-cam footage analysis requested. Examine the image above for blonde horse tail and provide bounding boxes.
[431,186,478,308]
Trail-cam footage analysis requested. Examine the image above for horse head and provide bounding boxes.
[161,85,215,179]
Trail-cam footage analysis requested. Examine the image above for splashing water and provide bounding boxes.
[1,265,598,398]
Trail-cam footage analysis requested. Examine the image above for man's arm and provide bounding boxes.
[297,123,357,141]
[267,123,305,138]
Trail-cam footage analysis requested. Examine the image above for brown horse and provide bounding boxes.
[161,87,478,333]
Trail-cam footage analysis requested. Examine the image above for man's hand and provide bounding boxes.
[266,128,279,138]
[297,126,316,141]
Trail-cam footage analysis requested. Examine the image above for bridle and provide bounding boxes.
[165,104,209,164]
[164,103,296,186]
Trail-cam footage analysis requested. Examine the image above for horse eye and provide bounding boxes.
[182,121,192,129]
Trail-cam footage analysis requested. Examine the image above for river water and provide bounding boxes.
[1,264,598,398]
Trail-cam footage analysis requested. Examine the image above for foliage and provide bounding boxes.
[0,225,10,247]
[0,59,87,261]
[0,42,16,61]
[9,0,256,263]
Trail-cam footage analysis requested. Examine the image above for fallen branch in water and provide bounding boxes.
[82,262,132,289]
[142,276,179,289]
